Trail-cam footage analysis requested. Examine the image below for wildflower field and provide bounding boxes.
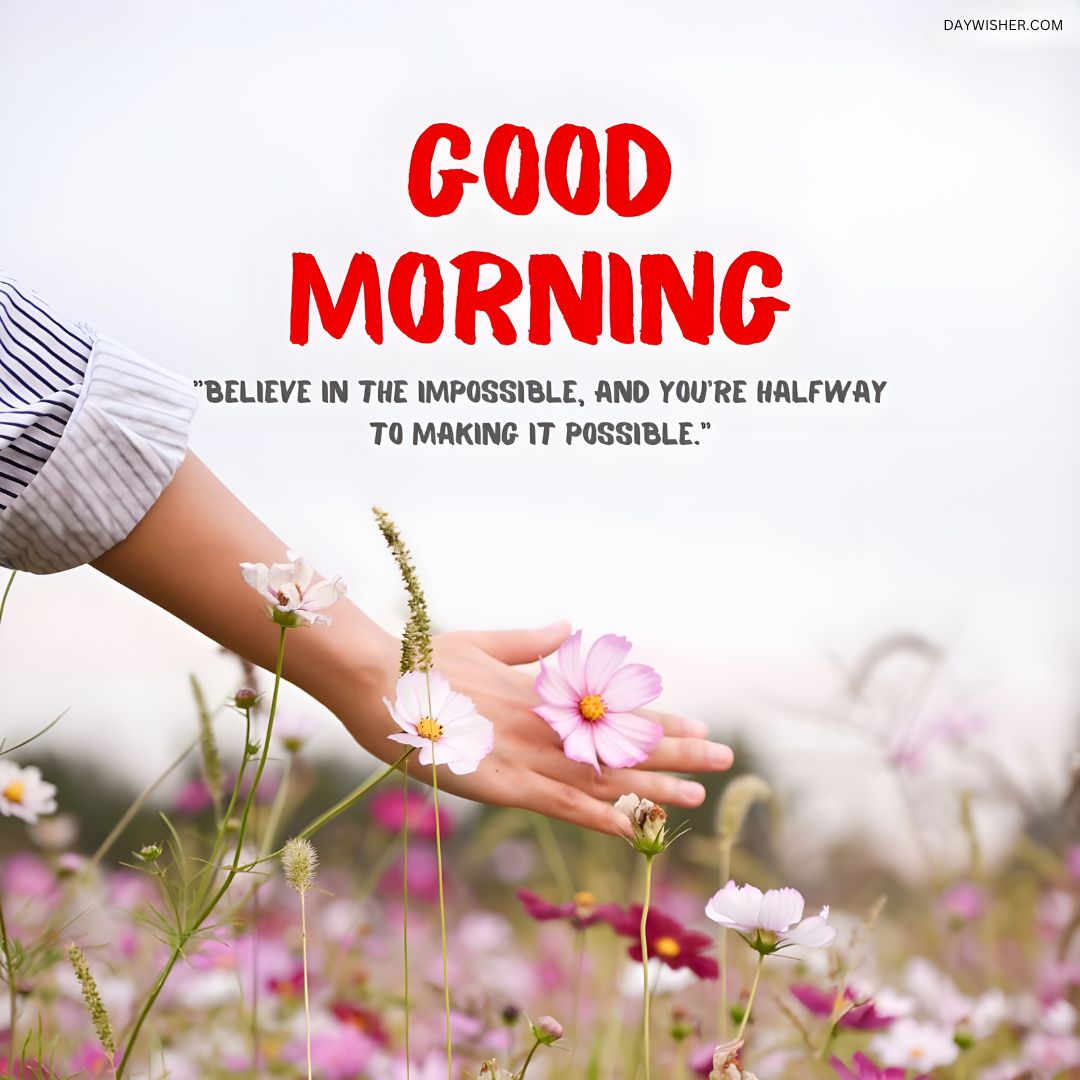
[1,522,1079,1080]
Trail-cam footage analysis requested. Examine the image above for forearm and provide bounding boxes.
[92,453,398,725]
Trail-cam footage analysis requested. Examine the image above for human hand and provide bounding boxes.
[348,621,734,837]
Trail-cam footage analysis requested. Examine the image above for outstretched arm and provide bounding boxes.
[93,453,734,835]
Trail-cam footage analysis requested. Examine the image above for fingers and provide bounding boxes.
[591,767,707,807]
[639,736,734,774]
[522,774,634,838]
[639,707,711,739]
[464,621,571,666]
[530,745,708,808]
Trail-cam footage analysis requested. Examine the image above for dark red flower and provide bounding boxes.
[791,984,895,1030]
[331,1002,390,1046]
[606,905,719,980]
[517,888,616,930]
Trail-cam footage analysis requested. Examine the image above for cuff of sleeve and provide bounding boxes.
[0,335,197,574]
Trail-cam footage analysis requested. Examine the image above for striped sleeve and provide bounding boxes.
[0,274,197,574]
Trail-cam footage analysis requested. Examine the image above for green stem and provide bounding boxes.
[718,842,732,1042]
[116,626,289,1078]
[0,896,16,1072]
[516,1038,542,1079]
[193,709,254,914]
[736,953,764,1041]
[432,757,452,1080]
[402,766,412,1080]
[300,889,312,1080]
[294,751,413,844]
[569,928,586,1075]
[641,854,654,1080]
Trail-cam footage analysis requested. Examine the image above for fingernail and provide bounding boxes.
[680,781,706,803]
[708,744,733,768]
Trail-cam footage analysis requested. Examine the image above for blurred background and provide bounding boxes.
[1,0,1079,879]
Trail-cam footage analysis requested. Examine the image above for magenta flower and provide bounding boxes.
[939,882,986,923]
[605,904,720,980]
[517,888,617,930]
[831,1053,922,1080]
[371,789,453,840]
[790,985,895,1030]
[534,630,663,771]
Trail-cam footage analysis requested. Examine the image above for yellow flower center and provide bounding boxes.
[911,1047,925,1059]
[574,891,596,908]
[2,781,25,804]
[654,936,681,958]
[416,716,443,741]
[579,694,606,722]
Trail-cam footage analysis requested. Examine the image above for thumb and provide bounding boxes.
[467,621,572,666]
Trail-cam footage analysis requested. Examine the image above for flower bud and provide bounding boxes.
[234,687,260,710]
[670,1005,697,1042]
[136,843,163,862]
[614,793,671,855]
[532,1015,564,1044]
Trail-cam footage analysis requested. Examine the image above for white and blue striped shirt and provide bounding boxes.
[0,274,197,574]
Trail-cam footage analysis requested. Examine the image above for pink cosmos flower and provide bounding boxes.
[534,630,663,771]
[67,1045,114,1078]
[939,882,986,923]
[371,789,453,839]
[285,1025,376,1080]
[705,882,837,951]
[1066,844,1080,881]
[830,1052,924,1080]
[385,671,494,774]
[517,888,616,930]
[240,550,346,627]
[173,778,214,815]
[790,985,895,1030]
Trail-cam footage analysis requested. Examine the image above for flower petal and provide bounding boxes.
[759,887,805,932]
[388,732,424,749]
[591,714,663,769]
[602,663,663,712]
[584,635,633,693]
[240,562,270,597]
[705,882,765,932]
[535,704,584,740]
[287,551,315,591]
[535,657,580,708]
[556,630,587,695]
[782,910,836,949]
[436,689,481,727]
[562,723,600,772]
[301,577,347,611]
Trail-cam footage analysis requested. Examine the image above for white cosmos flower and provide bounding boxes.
[385,671,494,775]
[240,550,346,627]
[871,1018,960,1071]
[705,882,837,953]
[0,761,58,824]
[272,712,322,754]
